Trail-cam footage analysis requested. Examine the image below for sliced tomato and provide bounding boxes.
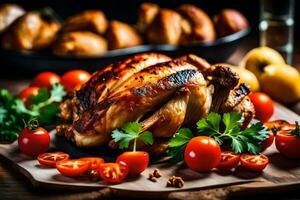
[38,152,69,167]
[216,151,240,171]
[240,154,269,172]
[264,120,290,132]
[56,159,91,177]
[116,151,149,176]
[99,163,128,184]
[79,157,104,170]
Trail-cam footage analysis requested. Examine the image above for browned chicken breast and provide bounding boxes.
[1,11,60,51]
[60,10,108,35]
[177,4,216,43]
[146,9,182,45]
[52,31,108,56]
[106,20,142,50]
[57,53,255,154]
[0,4,25,33]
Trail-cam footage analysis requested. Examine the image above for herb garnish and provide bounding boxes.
[0,83,66,142]
[112,122,154,151]
[168,112,269,162]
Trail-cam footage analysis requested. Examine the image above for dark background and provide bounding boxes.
[1,0,299,38]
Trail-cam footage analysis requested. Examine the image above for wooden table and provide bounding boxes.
[1,37,300,200]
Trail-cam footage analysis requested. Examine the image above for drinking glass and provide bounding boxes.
[259,0,295,64]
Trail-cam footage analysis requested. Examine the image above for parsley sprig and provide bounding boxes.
[0,83,66,142]
[112,122,154,151]
[168,112,269,162]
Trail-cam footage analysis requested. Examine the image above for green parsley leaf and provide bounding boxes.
[111,122,154,151]
[168,128,194,162]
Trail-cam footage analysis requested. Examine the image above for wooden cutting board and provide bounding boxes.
[1,102,300,195]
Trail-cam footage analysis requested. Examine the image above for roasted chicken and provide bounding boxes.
[0,4,25,33]
[60,10,108,35]
[52,31,108,56]
[57,53,255,154]
[1,11,60,51]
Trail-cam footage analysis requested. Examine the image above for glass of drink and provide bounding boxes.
[259,0,295,64]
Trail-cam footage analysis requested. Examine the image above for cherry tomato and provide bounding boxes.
[116,151,149,176]
[31,72,61,89]
[261,131,274,152]
[240,154,269,172]
[184,136,221,172]
[264,120,290,132]
[37,152,69,167]
[249,92,274,123]
[275,128,300,158]
[216,151,240,171]
[98,163,128,184]
[56,159,91,177]
[61,70,91,93]
[19,86,40,103]
[79,157,104,170]
[18,127,50,157]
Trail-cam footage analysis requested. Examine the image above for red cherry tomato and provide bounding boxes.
[56,159,91,177]
[240,154,269,172]
[216,151,240,171]
[61,70,91,93]
[79,157,104,170]
[31,72,61,89]
[249,92,274,123]
[19,87,40,103]
[98,163,128,184]
[37,152,69,167]
[261,131,274,152]
[18,127,50,157]
[275,128,300,159]
[184,136,221,172]
[116,151,149,176]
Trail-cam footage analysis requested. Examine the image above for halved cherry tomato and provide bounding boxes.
[240,154,269,172]
[61,70,91,93]
[99,163,128,184]
[216,151,240,171]
[116,151,149,176]
[264,120,290,132]
[249,92,274,123]
[275,128,300,158]
[37,152,69,167]
[18,127,50,157]
[184,136,221,172]
[19,86,40,103]
[79,157,104,170]
[261,131,274,152]
[56,159,91,177]
[31,72,61,89]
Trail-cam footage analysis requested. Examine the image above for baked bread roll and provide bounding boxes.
[137,2,159,33]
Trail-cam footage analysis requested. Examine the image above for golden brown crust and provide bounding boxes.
[146,9,182,45]
[1,12,60,51]
[177,4,216,44]
[106,20,142,50]
[213,9,248,37]
[0,4,25,33]
[60,10,108,35]
[137,2,159,33]
[52,31,107,56]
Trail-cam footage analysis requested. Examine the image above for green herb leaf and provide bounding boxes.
[111,122,154,151]
[168,128,194,162]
